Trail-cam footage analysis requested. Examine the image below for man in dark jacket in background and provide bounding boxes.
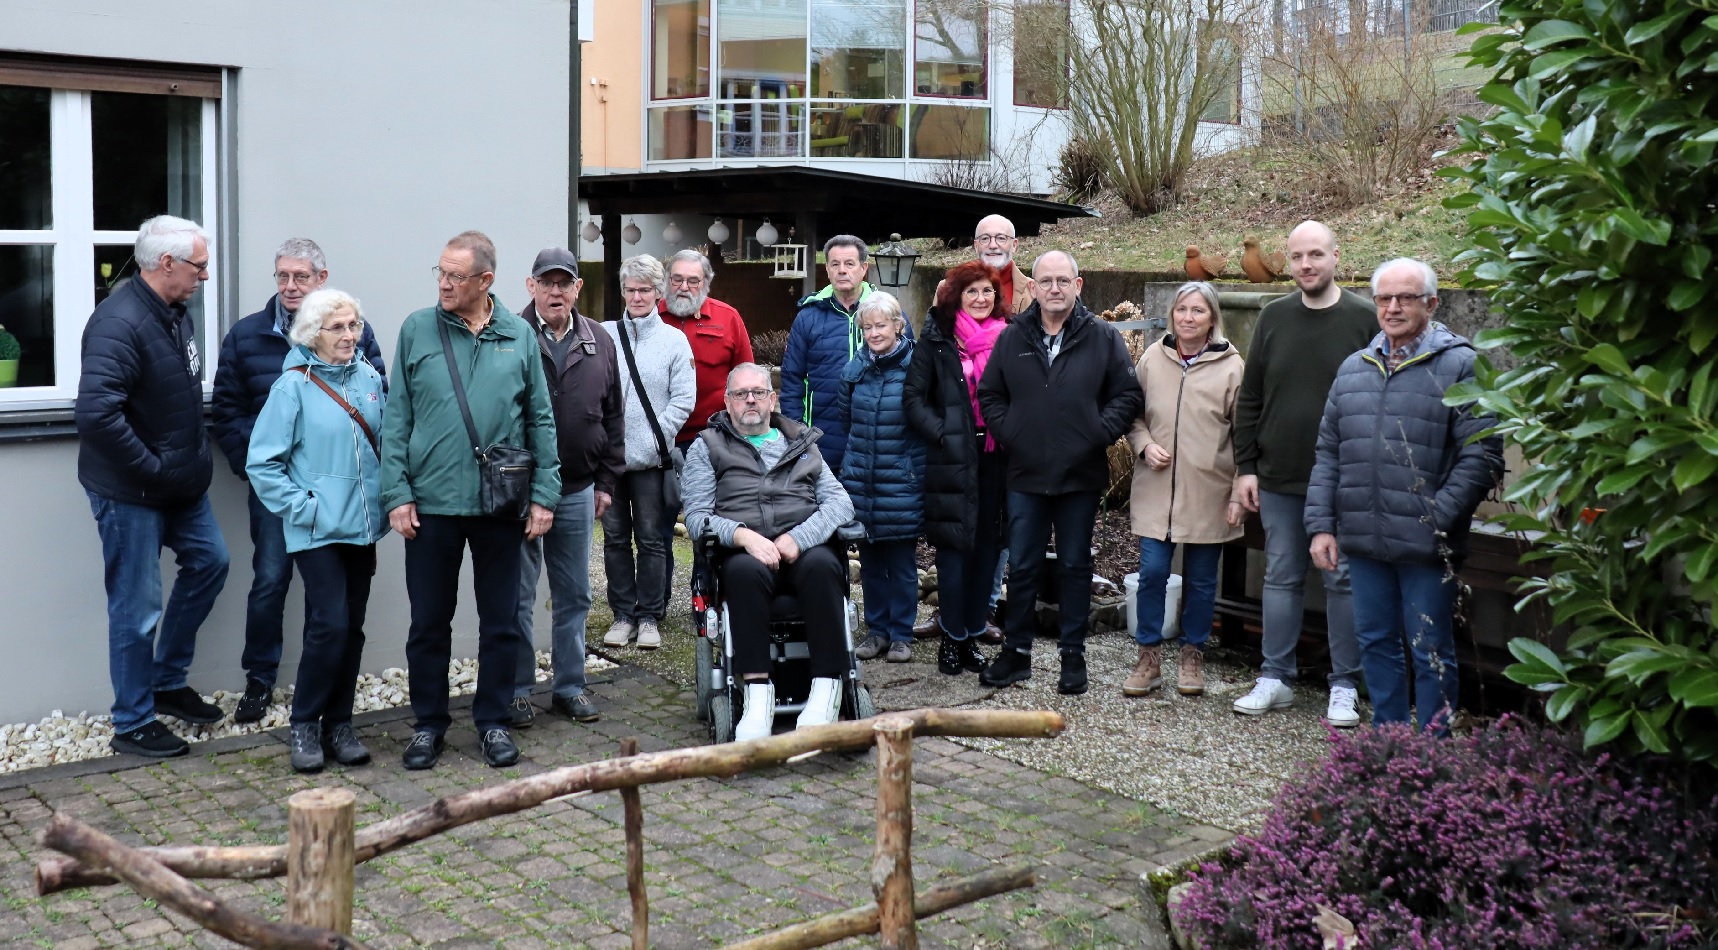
[976,251,1144,694]
[210,237,385,723]
[78,215,231,758]
[1306,258,1503,736]
[509,247,625,728]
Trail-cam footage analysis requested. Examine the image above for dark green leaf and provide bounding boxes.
[1633,710,1672,754]
[1584,711,1631,747]
[1523,19,1597,50]
[1584,343,1633,376]
[1673,452,1718,492]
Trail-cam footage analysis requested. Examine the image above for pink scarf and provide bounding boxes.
[955,309,1007,451]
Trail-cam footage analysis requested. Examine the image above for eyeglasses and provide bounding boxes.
[1038,277,1077,289]
[727,388,773,401]
[621,285,656,297]
[432,266,483,285]
[320,321,363,336]
[974,233,1015,245]
[1374,293,1431,307]
[536,278,578,292]
[669,276,705,288]
[962,286,996,296]
[175,256,210,274]
[274,271,317,288]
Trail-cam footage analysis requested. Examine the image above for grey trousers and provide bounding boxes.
[1259,489,1361,689]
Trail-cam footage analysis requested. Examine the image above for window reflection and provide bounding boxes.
[0,86,51,230]
[0,245,53,388]
[717,101,805,157]
[811,0,906,98]
[653,0,711,98]
[914,0,987,98]
[810,101,903,157]
[649,104,714,159]
[1012,0,1069,108]
[92,92,201,231]
[719,0,809,99]
[909,103,987,159]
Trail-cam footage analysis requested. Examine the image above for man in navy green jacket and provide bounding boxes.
[380,231,560,771]
[780,235,911,474]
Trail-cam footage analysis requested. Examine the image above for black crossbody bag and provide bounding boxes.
[615,317,684,510]
[438,317,535,520]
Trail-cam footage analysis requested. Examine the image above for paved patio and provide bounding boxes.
[0,665,1228,948]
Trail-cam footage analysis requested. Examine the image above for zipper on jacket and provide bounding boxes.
[1166,360,1191,539]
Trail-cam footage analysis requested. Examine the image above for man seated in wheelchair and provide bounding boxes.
[682,363,857,740]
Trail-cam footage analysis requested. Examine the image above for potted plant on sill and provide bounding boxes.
[0,324,19,388]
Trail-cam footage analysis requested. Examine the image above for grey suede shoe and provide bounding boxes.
[290,723,324,773]
[323,723,371,766]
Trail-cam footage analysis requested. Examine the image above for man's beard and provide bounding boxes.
[666,289,707,317]
[979,250,1011,269]
[1296,273,1333,297]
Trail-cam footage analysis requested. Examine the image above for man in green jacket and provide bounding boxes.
[381,231,561,770]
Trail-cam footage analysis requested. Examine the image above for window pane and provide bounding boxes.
[1012,1,1069,108]
[92,92,202,232]
[1199,30,1241,122]
[811,0,906,98]
[0,86,51,230]
[909,103,987,158]
[719,0,809,99]
[96,245,205,382]
[649,104,714,160]
[717,101,806,157]
[914,0,986,98]
[810,101,903,157]
[0,245,54,388]
[653,0,711,98]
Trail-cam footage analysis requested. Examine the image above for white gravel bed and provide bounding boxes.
[0,651,616,775]
[953,632,1349,832]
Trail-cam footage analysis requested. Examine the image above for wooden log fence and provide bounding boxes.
[35,707,1064,948]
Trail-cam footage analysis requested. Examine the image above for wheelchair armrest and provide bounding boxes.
[836,521,868,543]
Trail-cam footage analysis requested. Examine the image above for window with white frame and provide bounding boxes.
[0,56,224,411]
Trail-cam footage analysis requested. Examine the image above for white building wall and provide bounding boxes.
[0,0,573,725]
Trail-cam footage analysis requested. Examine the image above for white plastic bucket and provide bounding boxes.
[1123,572,1183,639]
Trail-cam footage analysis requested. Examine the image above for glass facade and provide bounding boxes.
[648,0,994,162]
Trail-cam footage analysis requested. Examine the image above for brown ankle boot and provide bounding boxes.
[1122,644,1162,697]
[1178,647,1206,696]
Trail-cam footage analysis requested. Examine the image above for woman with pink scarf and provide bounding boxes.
[904,261,1013,677]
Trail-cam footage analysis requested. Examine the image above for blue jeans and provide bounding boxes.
[603,468,669,623]
[1348,554,1460,735]
[86,490,230,733]
[516,487,595,699]
[1003,490,1101,655]
[1134,538,1221,649]
[1259,490,1360,689]
[241,487,293,689]
[860,539,918,644]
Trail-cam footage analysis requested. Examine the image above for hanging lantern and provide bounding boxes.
[622,219,642,245]
[871,234,920,290]
[755,218,779,248]
[707,217,731,245]
[581,219,601,243]
[663,220,683,245]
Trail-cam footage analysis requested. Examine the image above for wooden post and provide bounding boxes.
[725,865,1037,950]
[870,715,917,950]
[619,737,649,950]
[287,788,357,936]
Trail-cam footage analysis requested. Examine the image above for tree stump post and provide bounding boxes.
[619,737,649,950]
[870,715,917,950]
[287,787,357,935]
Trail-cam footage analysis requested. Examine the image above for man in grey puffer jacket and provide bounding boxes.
[1306,258,1503,736]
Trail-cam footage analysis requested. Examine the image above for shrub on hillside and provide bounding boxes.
[1174,719,1718,949]
[750,329,789,367]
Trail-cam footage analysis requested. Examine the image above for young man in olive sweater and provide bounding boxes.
[1231,220,1378,727]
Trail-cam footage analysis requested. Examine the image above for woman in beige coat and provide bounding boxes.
[1123,282,1245,698]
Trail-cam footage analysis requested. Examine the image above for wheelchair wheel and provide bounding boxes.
[694,636,714,722]
[709,694,734,744]
[853,685,876,721]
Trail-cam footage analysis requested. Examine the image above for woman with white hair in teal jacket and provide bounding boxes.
[247,288,388,773]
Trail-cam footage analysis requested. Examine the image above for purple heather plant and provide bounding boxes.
[1175,718,1717,949]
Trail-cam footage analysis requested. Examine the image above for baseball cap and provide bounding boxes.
[531,246,580,279]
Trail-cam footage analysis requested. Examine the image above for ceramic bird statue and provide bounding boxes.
[1313,904,1360,949]
[1185,245,1228,281]
[1241,237,1289,283]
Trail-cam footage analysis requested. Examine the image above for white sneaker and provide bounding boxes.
[602,621,636,647]
[795,677,843,729]
[1326,685,1361,728]
[1232,677,1294,716]
[735,682,776,741]
[635,620,662,650]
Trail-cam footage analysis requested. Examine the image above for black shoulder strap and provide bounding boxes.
[437,316,486,460]
[615,319,672,468]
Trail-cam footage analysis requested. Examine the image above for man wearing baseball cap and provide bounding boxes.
[509,247,625,727]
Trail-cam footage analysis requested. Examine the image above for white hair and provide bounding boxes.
[1370,258,1438,297]
[275,237,326,273]
[727,362,773,391]
[618,254,666,293]
[856,291,906,334]
[667,248,715,285]
[134,215,209,271]
[290,289,363,348]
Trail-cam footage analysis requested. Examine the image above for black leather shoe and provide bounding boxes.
[154,686,224,725]
[508,696,535,729]
[401,730,444,770]
[1058,651,1089,695]
[979,647,1033,687]
[234,680,271,724]
[551,693,601,722]
[110,721,189,758]
[322,723,371,766]
[955,638,988,673]
[289,723,325,773]
[481,728,521,768]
